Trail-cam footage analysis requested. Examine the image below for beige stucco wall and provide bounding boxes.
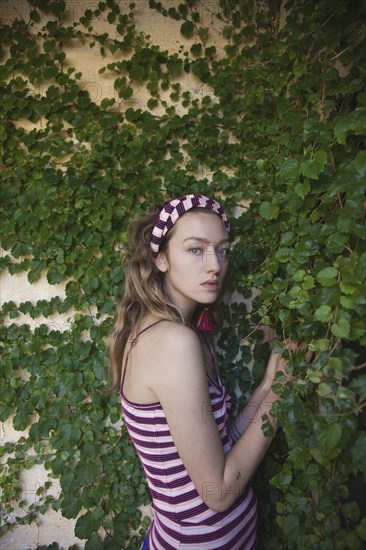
[0,1,225,548]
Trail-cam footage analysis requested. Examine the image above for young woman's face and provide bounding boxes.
[156,211,230,320]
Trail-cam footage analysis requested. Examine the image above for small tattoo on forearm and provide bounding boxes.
[236,471,241,480]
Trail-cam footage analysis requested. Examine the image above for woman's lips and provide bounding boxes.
[201,280,220,290]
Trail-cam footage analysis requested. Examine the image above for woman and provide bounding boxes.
[109,194,291,549]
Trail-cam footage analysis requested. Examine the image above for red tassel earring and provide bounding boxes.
[196,308,214,332]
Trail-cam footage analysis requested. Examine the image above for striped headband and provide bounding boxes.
[150,193,230,257]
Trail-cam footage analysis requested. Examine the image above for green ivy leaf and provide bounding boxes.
[293,269,305,282]
[61,497,83,519]
[300,150,326,180]
[316,267,338,287]
[180,21,194,38]
[351,432,366,476]
[129,63,145,81]
[190,43,202,57]
[310,423,342,465]
[259,201,279,220]
[331,318,351,339]
[167,58,182,76]
[313,150,327,172]
[314,305,332,322]
[278,158,298,182]
[295,181,310,199]
[47,267,65,285]
[303,275,315,290]
[334,115,356,145]
[75,510,102,540]
[191,59,211,82]
[317,382,332,396]
[283,514,299,536]
[74,460,98,484]
[354,150,366,176]
[84,532,102,550]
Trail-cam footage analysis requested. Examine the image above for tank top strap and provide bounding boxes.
[129,318,168,348]
[120,319,169,392]
[200,332,217,368]
[200,331,221,388]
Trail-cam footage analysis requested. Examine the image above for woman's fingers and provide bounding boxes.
[263,340,313,389]
[283,340,313,362]
[283,339,299,353]
[305,350,314,362]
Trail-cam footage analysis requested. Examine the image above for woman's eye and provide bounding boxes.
[217,248,230,257]
[190,247,202,255]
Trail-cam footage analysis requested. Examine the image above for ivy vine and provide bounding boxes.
[1,1,365,549]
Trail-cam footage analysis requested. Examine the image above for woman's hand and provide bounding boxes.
[261,340,312,392]
[261,351,288,392]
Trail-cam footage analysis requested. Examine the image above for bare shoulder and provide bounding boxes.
[137,319,202,358]
[156,321,202,353]
[123,319,205,405]
[138,321,205,391]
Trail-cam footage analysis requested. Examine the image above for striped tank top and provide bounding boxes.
[120,322,258,549]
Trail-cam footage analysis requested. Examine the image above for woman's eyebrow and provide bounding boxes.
[183,237,231,244]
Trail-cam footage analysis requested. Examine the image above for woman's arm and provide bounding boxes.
[146,324,288,513]
[229,350,287,442]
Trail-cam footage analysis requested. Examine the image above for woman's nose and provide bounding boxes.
[205,248,221,273]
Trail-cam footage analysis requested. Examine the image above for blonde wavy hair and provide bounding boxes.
[108,205,229,392]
